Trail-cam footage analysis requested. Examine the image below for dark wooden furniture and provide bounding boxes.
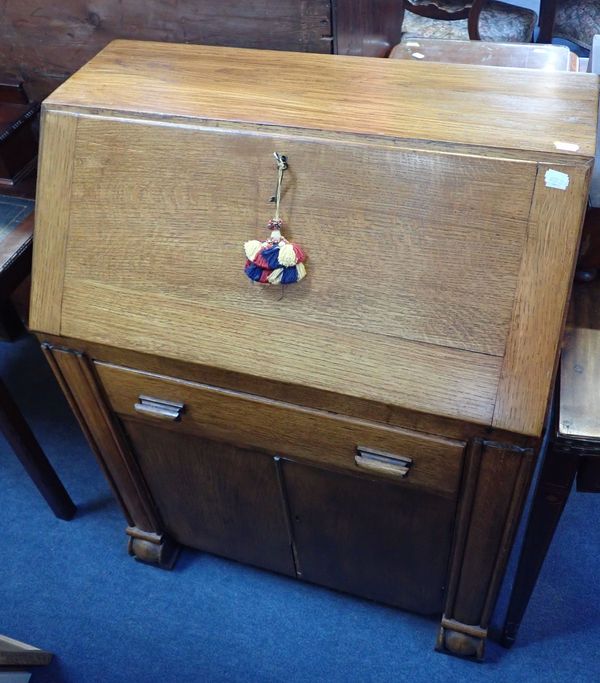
[0,371,75,521]
[537,1,599,50]
[334,0,404,56]
[0,207,34,340]
[502,279,600,646]
[403,0,498,41]
[577,207,600,280]
[538,0,558,43]
[0,210,75,520]
[29,41,597,661]
[0,78,74,524]
[0,1,410,100]
[0,78,38,187]
[0,78,28,104]
[0,102,38,186]
[0,78,37,335]
[401,0,537,42]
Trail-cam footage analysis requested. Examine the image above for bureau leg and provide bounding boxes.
[127,526,180,570]
[41,343,181,568]
[436,439,535,661]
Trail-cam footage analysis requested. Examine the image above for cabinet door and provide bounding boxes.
[281,459,457,615]
[122,419,296,577]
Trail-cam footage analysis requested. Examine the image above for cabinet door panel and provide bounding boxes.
[282,459,456,614]
[122,419,295,577]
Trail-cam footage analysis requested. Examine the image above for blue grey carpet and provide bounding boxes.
[1,334,599,683]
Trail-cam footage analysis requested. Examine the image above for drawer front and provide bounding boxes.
[95,362,466,498]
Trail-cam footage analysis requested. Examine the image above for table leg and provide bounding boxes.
[0,298,26,341]
[501,438,578,647]
[0,376,76,520]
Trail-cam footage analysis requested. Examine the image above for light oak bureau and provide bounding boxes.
[29,41,598,661]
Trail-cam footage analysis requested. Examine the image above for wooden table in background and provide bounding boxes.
[390,37,577,70]
[502,279,600,645]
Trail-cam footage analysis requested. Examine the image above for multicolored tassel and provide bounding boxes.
[244,219,307,285]
[243,152,307,286]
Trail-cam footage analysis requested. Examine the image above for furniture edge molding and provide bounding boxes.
[493,162,592,436]
[436,438,535,660]
[40,342,180,567]
[29,110,79,335]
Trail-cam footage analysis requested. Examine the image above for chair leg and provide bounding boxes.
[467,1,484,41]
[0,376,76,520]
[537,0,558,44]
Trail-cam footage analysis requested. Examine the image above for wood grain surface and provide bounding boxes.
[38,332,534,445]
[568,279,600,330]
[28,110,78,334]
[44,41,598,157]
[0,1,333,100]
[60,279,501,426]
[493,163,592,435]
[125,420,297,576]
[438,439,534,659]
[63,117,535,356]
[29,43,598,437]
[95,361,466,497]
[559,326,600,439]
[281,458,456,614]
[389,39,578,71]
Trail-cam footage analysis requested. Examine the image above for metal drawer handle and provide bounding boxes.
[134,395,185,422]
[355,446,413,478]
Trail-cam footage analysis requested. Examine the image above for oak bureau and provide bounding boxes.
[29,41,598,660]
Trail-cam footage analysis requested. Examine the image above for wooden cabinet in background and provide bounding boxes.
[0,0,403,100]
[29,41,598,661]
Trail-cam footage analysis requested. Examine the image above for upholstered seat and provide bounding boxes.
[554,0,600,49]
[402,1,537,43]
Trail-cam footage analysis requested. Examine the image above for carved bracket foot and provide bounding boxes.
[435,617,486,662]
[126,526,180,570]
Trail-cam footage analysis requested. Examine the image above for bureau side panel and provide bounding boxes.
[29,109,78,334]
